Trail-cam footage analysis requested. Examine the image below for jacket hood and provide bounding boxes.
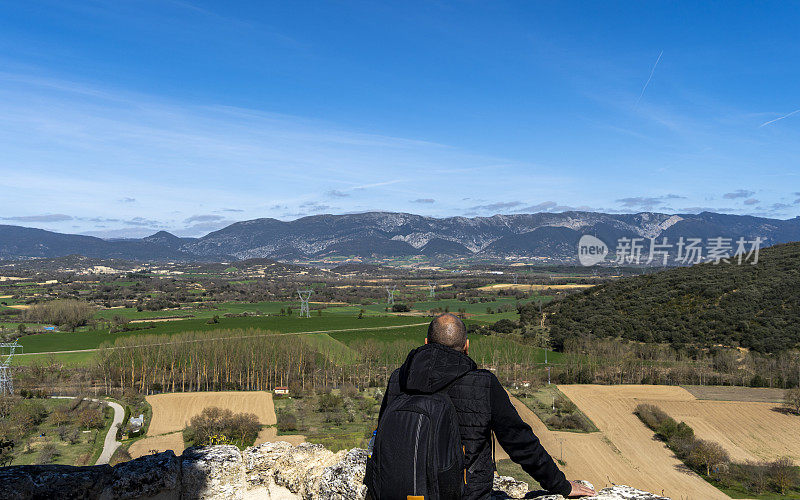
[398,343,477,394]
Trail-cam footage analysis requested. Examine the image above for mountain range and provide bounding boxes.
[1,211,799,264]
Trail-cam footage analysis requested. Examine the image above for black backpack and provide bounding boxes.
[365,390,465,500]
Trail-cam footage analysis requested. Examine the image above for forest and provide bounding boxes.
[546,241,800,353]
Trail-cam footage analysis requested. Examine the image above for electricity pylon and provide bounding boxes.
[386,285,396,305]
[297,289,313,318]
[428,281,436,298]
[0,340,21,395]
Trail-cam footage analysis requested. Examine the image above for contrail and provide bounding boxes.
[635,50,663,109]
[759,108,800,127]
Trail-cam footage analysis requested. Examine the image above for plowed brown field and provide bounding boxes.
[146,391,276,435]
[129,432,185,459]
[129,391,278,458]
[505,386,726,499]
[539,385,800,499]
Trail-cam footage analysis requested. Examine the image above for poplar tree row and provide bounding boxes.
[96,329,319,393]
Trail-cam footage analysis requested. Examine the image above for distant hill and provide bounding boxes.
[0,225,226,262]
[0,211,798,263]
[141,230,197,249]
[179,211,800,263]
[546,241,800,353]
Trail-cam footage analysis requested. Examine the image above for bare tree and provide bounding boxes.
[768,457,799,495]
[784,387,800,415]
[688,440,730,476]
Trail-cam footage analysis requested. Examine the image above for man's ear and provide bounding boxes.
[464,339,469,354]
[424,338,428,345]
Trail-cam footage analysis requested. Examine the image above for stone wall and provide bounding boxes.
[0,441,669,499]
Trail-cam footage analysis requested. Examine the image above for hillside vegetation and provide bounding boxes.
[547,242,800,353]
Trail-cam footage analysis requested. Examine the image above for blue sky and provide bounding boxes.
[1,1,799,237]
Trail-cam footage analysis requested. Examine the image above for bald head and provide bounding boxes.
[427,313,467,351]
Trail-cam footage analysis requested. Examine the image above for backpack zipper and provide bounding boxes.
[412,413,423,495]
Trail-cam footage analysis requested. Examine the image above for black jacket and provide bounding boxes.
[378,343,571,500]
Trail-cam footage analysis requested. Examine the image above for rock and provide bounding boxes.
[0,442,671,499]
[492,474,530,498]
[587,485,669,500]
[0,463,111,500]
[523,484,669,500]
[101,450,180,500]
[181,445,247,499]
[317,448,369,500]
[269,442,342,497]
[243,441,294,487]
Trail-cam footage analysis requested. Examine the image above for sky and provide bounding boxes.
[1,1,799,238]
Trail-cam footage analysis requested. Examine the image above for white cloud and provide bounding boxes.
[2,214,73,222]
[723,189,755,199]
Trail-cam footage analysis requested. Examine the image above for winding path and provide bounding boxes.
[51,396,124,465]
[96,400,124,465]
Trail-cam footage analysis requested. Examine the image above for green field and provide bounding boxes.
[16,314,427,354]
[14,351,97,367]
[93,300,371,321]
[328,325,563,367]
[11,296,559,374]
[300,333,360,365]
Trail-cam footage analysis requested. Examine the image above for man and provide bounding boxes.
[376,313,595,499]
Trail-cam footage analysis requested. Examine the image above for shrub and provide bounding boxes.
[67,428,81,445]
[276,413,298,432]
[687,439,729,477]
[341,384,359,399]
[491,319,517,334]
[12,400,48,429]
[184,407,260,448]
[21,300,95,331]
[554,396,577,414]
[636,403,728,478]
[324,413,344,425]
[546,413,593,432]
[122,388,145,407]
[0,395,21,419]
[634,403,669,431]
[0,433,15,466]
[768,456,799,495]
[317,393,343,412]
[49,407,72,427]
[77,407,105,429]
[731,461,770,494]
[667,434,696,459]
[227,413,260,444]
[784,388,800,415]
[127,428,144,438]
[36,443,59,465]
[117,405,132,440]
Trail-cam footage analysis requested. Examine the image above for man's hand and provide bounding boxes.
[567,480,596,497]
